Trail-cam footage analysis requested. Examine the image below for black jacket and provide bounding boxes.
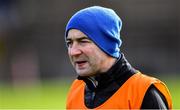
[78,54,168,109]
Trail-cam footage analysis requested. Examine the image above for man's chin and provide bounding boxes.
[76,70,91,77]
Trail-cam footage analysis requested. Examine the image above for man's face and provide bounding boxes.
[66,29,115,77]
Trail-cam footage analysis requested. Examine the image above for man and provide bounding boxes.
[65,6,172,109]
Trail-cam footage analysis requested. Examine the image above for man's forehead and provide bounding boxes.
[67,29,88,40]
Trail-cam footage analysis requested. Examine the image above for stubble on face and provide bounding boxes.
[70,52,99,77]
[67,29,116,77]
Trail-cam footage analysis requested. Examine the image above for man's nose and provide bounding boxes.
[68,43,82,56]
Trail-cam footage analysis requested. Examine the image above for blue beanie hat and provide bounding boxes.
[65,6,122,58]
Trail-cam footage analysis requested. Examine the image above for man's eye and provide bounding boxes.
[81,40,91,43]
[66,41,72,47]
[81,41,88,43]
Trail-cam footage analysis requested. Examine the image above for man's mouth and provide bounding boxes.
[75,61,87,67]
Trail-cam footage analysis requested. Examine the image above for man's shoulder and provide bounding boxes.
[70,79,85,89]
[141,84,169,109]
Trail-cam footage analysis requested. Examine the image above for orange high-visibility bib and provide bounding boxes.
[66,72,172,109]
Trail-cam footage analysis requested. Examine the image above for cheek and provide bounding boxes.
[68,50,71,58]
[89,50,104,64]
[82,46,105,65]
[68,54,74,65]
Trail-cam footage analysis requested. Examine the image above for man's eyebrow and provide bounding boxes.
[66,36,89,41]
[77,37,89,41]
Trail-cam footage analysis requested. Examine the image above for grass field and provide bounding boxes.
[0,79,71,109]
[161,76,180,109]
[0,77,179,109]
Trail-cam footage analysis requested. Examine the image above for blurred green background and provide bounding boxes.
[0,79,71,109]
[0,0,179,109]
[0,77,180,109]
